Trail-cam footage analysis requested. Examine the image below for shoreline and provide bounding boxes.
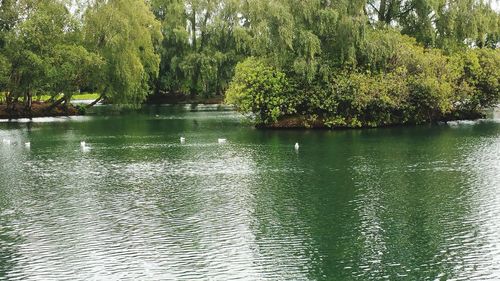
[0,100,490,131]
[256,113,486,130]
[0,102,80,119]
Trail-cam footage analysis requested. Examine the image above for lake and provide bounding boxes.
[0,105,500,280]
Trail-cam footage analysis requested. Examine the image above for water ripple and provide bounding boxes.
[1,109,500,280]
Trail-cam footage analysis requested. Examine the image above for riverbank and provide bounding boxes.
[258,111,486,129]
[0,102,79,119]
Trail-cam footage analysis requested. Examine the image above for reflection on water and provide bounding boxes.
[0,105,500,280]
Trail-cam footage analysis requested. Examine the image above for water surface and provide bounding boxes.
[1,105,500,280]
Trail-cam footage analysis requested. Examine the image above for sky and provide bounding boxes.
[492,0,500,11]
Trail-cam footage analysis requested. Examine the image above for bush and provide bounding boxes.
[225,57,295,123]
[75,104,87,115]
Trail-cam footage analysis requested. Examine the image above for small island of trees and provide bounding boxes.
[0,0,499,127]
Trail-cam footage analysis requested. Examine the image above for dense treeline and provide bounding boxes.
[227,32,500,127]
[224,0,500,127]
[0,0,499,125]
[0,0,161,114]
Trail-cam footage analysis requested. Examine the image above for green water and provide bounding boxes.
[1,105,500,280]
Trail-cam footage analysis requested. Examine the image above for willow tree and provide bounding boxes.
[239,0,369,80]
[365,0,500,50]
[151,0,190,94]
[84,0,162,105]
[0,0,17,49]
[152,0,249,96]
[0,0,12,93]
[434,0,500,51]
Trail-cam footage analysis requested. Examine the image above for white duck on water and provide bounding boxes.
[295,142,299,150]
[80,141,91,152]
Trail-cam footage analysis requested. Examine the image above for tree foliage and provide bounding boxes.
[228,28,500,127]
[365,0,500,50]
[0,0,162,112]
[0,0,498,124]
[225,57,295,123]
[84,0,162,104]
[2,0,79,108]
[151,0,248,96]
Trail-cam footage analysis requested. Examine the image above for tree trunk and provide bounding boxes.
[5,92,12,107]
[24,91,32,112]
[63,95,71,113]
[46,96,65,112]
[385,0,395,24]
[190,8,197,50]
[378,0,387,22]
[191,66,200,96]
[87,94,103,108]
[5,92,13,118]
[200,10,211,50]
[9,95,18,114]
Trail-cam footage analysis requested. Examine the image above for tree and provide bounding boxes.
[151,0,191,94]
[152,0,249,97]
[366,0,500,50]
[4,0,76,111]
[84,0,163,105]
[227,1,500,128]
[0,0,18,49]
[49,45,103,109]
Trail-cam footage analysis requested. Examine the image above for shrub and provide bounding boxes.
[225,57,295,123]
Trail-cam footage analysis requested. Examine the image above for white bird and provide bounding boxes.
[2,139,10,145]
[80,141,91,152]
[180,137,186,144]
[218,138,227,144]
[25,142,31,148]
[295,142,300,150]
